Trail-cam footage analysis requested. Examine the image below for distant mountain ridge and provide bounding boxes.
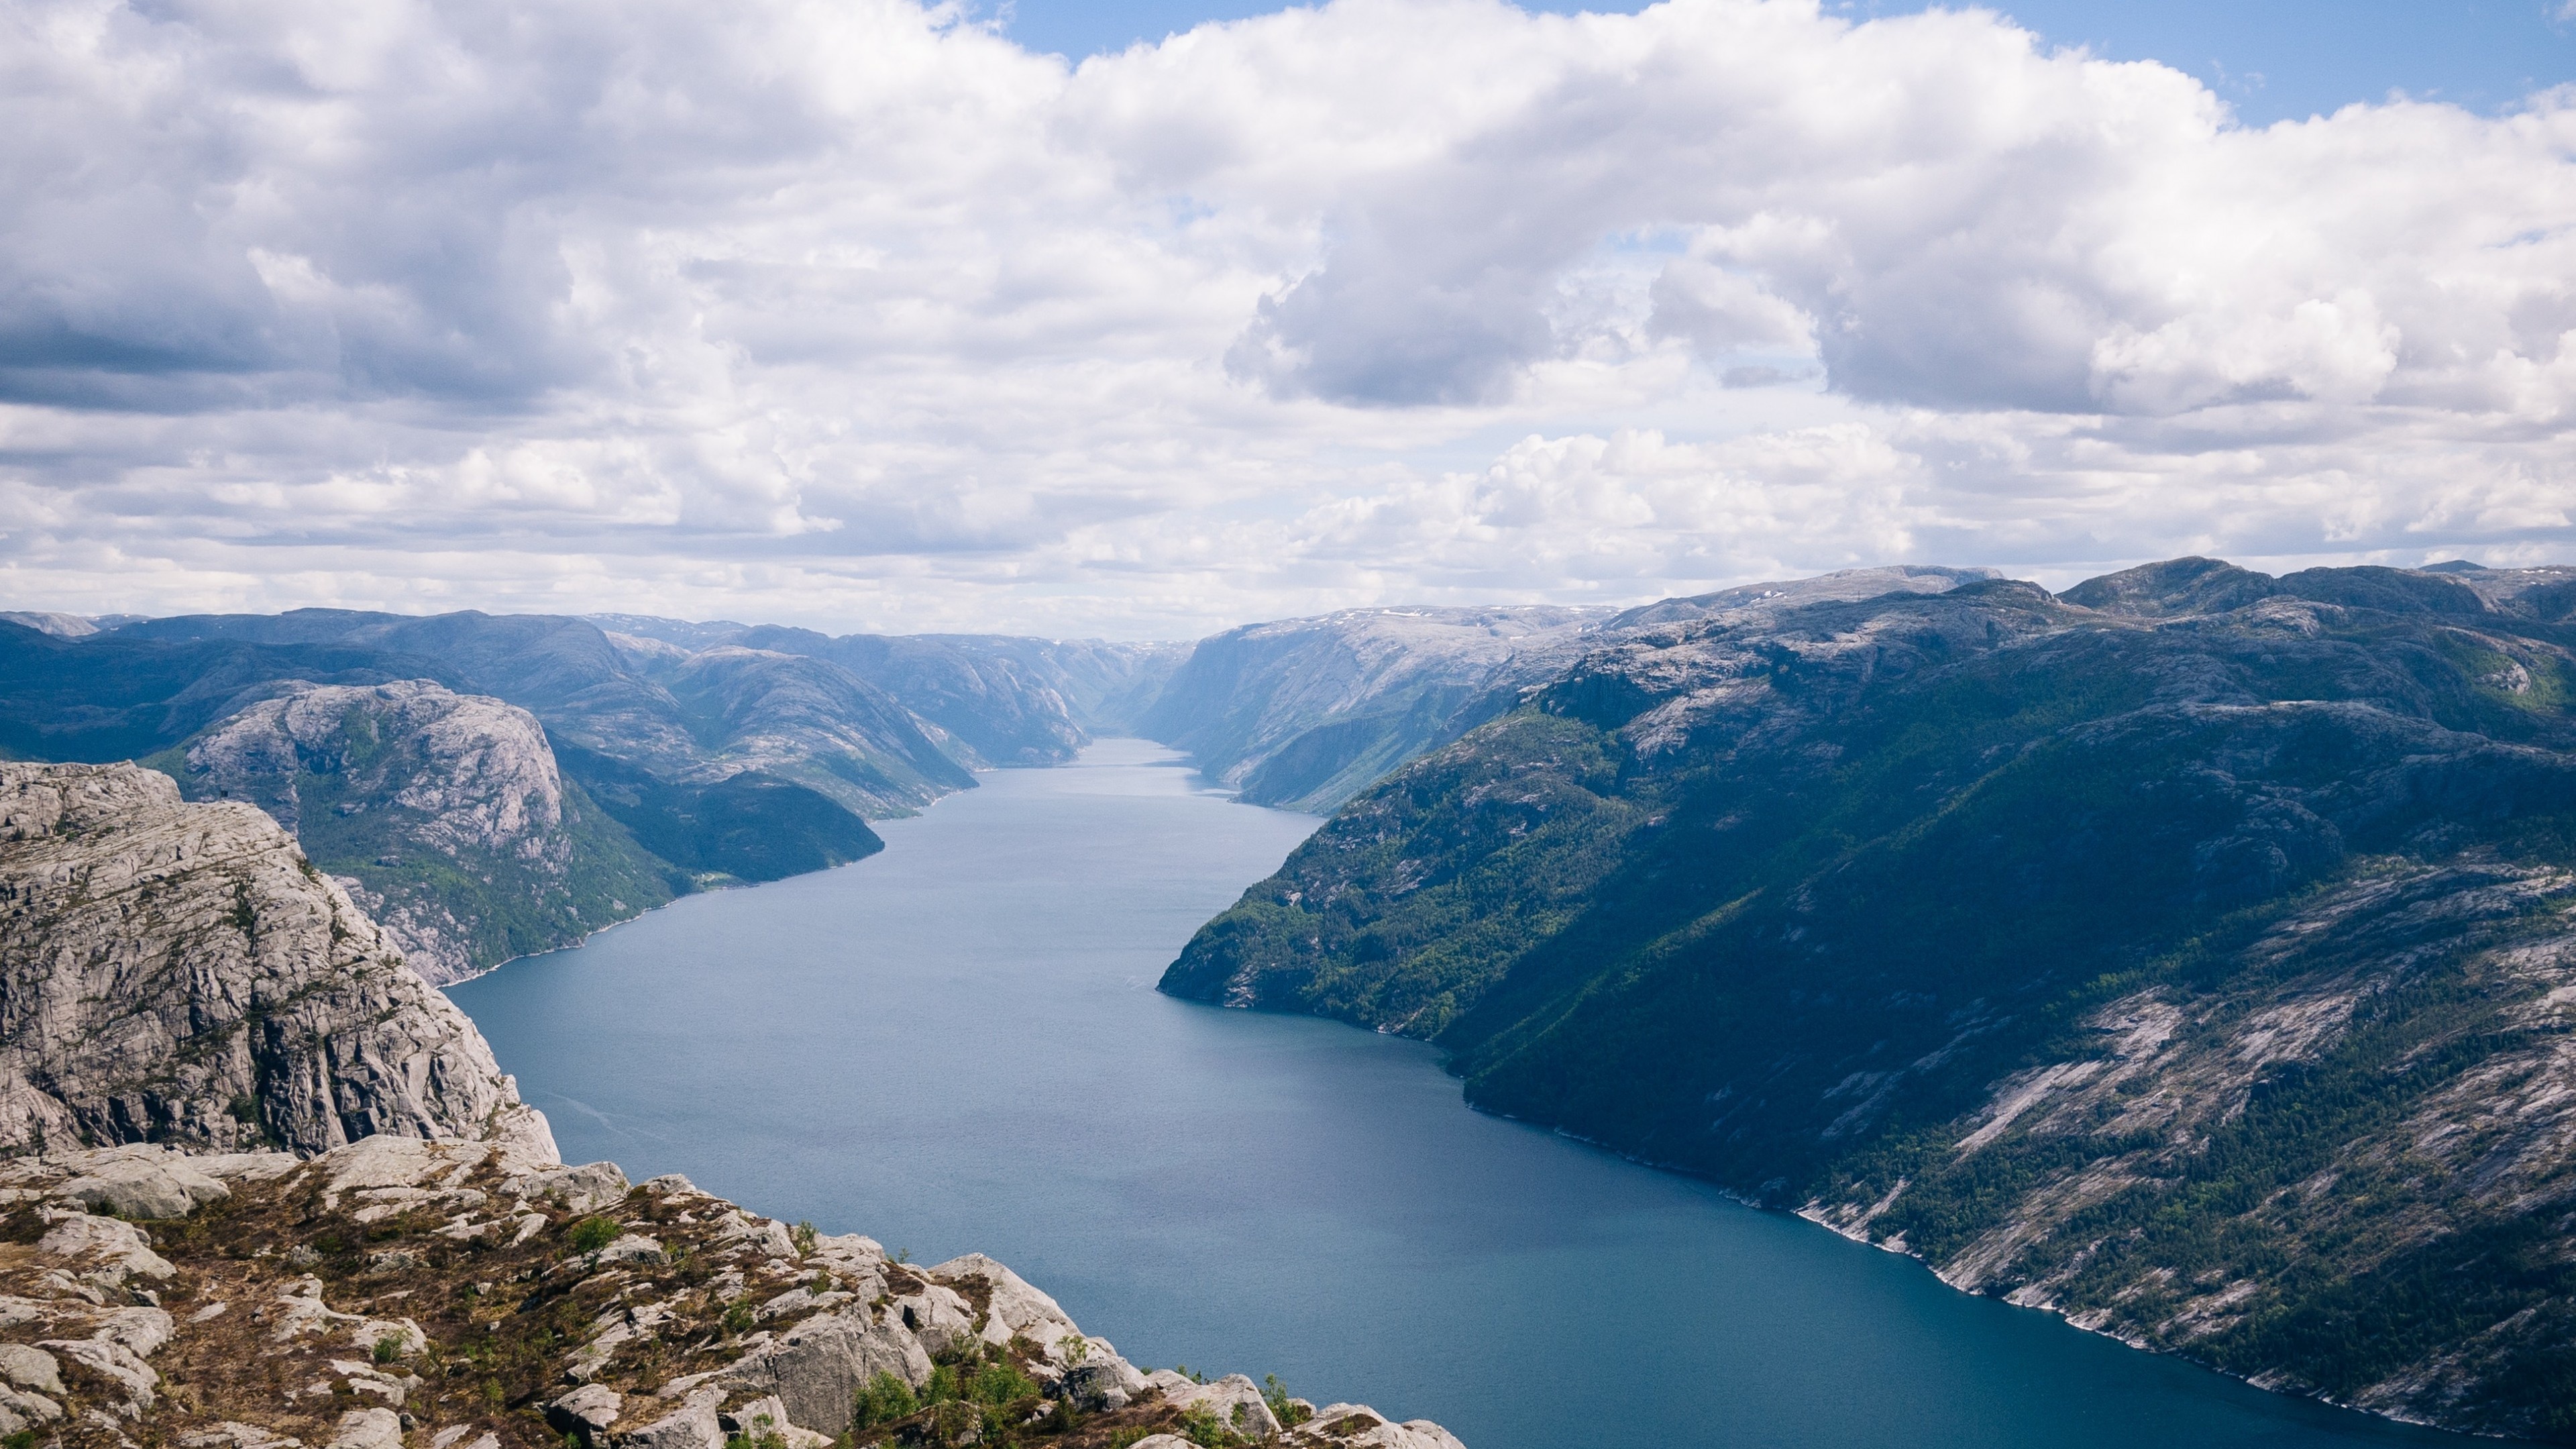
[0,608,1177,980]
[1137,568,1998,812]
[1161,558,2576,1440]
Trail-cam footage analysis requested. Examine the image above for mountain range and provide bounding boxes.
[0,610,1175,980]
[1162,557,2576,1439]
[13,558,2576,1438]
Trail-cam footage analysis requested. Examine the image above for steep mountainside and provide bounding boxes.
[1137,606,1613,812]
[0,761,557,1157]
[0,766,1463,1449]
[145,682,680,984]
[95,612,965,820]
[598,617,1189,761]
[1140,571,1992,814]
[1163,560,2576,1439]
[0,1139,1464,1449]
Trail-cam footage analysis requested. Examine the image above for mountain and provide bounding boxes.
[596,615,1190,763]
[0,760,557,1156]
[1162,559,2576,1440]
[99,610,968,818]
[1136,606,1613,812]
[1137,570,1992,814]
[145,681,684,984]
[0,766,1464,1449]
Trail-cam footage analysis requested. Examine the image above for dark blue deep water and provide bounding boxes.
[452,741,2476,1449]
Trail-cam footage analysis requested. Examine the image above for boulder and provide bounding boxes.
[1051,1335,1147,1411]
[713,1311,932,1436]
[40,1335,157,1409]
[36,1213,175,1285]
[883,1283,975,1356]
[547,1383,623,1444]
[1148,1372,1281,1442]
[95,1307,175,1356]
[352,1318,426,1360]
[1283,1405,1470,1449]
[926,1253,1080,1355]
[719,1395,832,1449]
[620,1385,724,1449]
[509,1161,631,1215]
[0,1345,62,1395]
[46,1148,231,1220]
[596,1234,665,1267]
[328,1407,405,1449]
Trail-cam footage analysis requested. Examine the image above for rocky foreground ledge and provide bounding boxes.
[0,1138,1466,1449]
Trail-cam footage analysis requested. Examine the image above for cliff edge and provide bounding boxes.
[0,761,557,1159]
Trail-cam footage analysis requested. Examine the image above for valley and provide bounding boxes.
[6,556,2576,1443]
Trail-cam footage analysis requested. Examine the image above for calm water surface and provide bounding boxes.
[453,741,2475,1449]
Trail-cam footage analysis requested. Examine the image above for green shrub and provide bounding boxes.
[722,1299,756,1336]
[725,1411,789,1449]
[566,1216,619,1253]
[851,1371,918,1428]
[1262,1375,1311,1428]
[792,1220,818,1256]
[923,1363,959,1404]
[925,1401,975,1449]
[969,1361,1036,1407]
[1177,1405,1238,1448]
[372,1332,406,1365]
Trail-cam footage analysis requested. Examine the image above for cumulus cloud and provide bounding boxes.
[0,0,2569,634]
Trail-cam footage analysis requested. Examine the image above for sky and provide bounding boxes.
[1,0,2573,638]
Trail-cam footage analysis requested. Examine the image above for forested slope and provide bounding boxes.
[1164,559,2576,1439]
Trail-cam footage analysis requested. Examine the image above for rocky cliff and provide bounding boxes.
[152,682,676,985]
[0,1139,1464,1449]
[0,761,556,1158]
[1163,559,2576,1440]
[0,759,1459,1449]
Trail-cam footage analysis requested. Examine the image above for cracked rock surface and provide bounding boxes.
[0,762,557,1159]
[0,1144,1453,1449]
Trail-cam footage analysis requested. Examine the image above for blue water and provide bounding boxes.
[452,740,2475,1449]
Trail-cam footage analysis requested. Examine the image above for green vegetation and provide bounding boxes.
[1261,1375,1310,1428]
[851,1371,919,1428]
[1161,564,2576,1438]
[566,1216,620,1254]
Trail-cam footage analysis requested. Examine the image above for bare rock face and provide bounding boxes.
[0,761,559,1159]
[185,681,563,847]
[0,1141,1463,1449]
[171,680,672,983]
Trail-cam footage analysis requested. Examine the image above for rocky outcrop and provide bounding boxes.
[166,680,674,984]
[0,761,557,1158]
[0,1140,1462,1449]
[1164,559,2576,1439]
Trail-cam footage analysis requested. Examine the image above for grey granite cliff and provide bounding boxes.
[0,761,557,1159]
[166,680,672,984]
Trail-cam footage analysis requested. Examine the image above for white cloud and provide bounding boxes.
[0,0,2569,635]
